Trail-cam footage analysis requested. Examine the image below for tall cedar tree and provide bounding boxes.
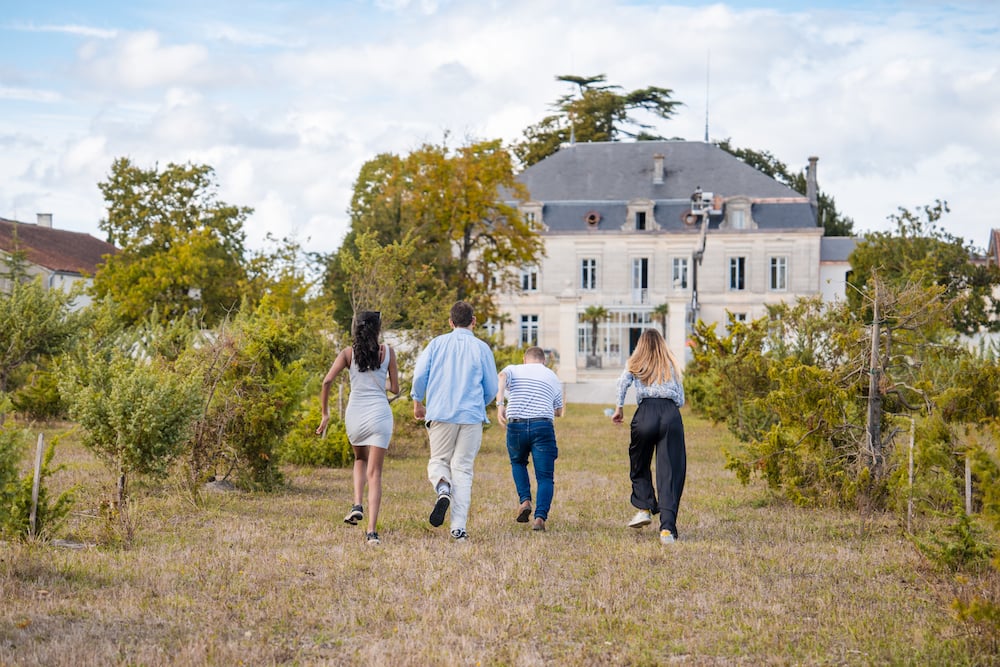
[513,74,681,168]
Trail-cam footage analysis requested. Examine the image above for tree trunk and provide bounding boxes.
[866,279,883,473]
[116,469,127,509]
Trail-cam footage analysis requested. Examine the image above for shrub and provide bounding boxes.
[279,400,352,467]
[1,432,74,541]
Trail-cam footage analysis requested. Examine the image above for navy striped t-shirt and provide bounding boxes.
[500,363,564,420]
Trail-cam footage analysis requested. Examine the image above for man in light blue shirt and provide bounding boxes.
[411,301,498,541]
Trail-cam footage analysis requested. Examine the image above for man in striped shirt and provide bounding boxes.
[496,346,564,532]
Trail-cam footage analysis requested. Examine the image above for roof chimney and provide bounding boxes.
[37,213,53,228]
[653,154,664,185]
[806,156,818,208]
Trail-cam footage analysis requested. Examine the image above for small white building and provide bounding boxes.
[494,140,855,382]
[0,214,118,309]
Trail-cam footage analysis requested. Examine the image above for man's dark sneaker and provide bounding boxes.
[450,528,469,542]
[429,493,451,527]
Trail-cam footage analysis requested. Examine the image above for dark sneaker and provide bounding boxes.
[344,504,363,525]
[450,528,469,542]
[429,493,451,527]
[516,501,532,523]
[366,531,381,545]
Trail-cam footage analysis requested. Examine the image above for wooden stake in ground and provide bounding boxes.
[29,432,44,539]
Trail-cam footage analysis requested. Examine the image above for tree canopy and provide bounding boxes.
[848,200,1000,335]
[93,158,251,325]
[513,74,682,168]
[323,139,541,330]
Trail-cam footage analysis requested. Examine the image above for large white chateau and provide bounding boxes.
[494,140,853,382]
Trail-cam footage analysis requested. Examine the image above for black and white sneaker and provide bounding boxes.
[344,504,363,525]
[450,529,469,542]
[366,531,381,545]
[429,493,451,527]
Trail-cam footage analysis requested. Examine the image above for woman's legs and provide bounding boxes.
[629,401,659,512]
[352,445,368,507]
[655,402,686,536]
[365,446,386,534]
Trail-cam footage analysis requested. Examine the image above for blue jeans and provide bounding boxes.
[506,419,558,520]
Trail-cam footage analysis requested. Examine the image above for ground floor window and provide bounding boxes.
[520,314,539,346]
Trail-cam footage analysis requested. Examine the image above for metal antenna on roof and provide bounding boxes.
[704,50,711,143]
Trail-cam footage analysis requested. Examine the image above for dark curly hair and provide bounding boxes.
[352,311,382,372]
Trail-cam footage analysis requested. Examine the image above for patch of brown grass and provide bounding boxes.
[1,408,995,665]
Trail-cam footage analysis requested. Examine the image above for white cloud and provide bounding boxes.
[13,22,117,39]
[0,86,61,103]
[77,30,212,90]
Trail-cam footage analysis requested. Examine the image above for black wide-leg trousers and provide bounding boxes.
[628,398,686,536]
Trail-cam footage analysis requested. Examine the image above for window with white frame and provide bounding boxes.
[632,257,649,304]
[769,256,788,291]
[580,258,597,290]
[520,266,538,292]
[520,314,539,346]
[729,256,746,291]
[723,196,753,230]
[672,257,689,289]
[520,202,543,231]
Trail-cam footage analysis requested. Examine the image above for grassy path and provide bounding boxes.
[0,407,986,665]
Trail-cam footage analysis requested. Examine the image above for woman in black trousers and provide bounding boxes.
[610,328,686,545]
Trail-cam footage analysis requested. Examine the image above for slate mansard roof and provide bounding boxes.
[509,140,818,234]
[0,217,118,275]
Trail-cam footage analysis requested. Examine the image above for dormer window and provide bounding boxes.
[519,201,545,231]
[624,199,658,231]
[722,196,755,230]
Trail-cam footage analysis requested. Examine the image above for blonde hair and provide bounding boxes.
[626,328,681,384]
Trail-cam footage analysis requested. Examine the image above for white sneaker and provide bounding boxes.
[627,510,652,529]
[660,529,675,545]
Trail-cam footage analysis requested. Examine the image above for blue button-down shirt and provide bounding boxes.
[411,327,499,424]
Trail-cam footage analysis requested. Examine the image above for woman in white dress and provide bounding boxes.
[317,311,399,545]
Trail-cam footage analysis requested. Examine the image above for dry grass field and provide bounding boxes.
[1,406,996,666]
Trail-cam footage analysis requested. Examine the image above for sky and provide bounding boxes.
[1,0,998,255]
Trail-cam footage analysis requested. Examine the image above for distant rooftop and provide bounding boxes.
[0,216,118,275]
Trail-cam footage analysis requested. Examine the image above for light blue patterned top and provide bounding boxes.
[615,371,685,408]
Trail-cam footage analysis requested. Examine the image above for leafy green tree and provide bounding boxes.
[93,158,251,325]
[242,233,317,318]
[0,267,77,421]
[514,74,682,167]
[848,200,1000,335]
[178,296,309,493]
[60,332,201,510]
[715,139,854,236]
[324,139,539,329]
[688,283,964,509]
